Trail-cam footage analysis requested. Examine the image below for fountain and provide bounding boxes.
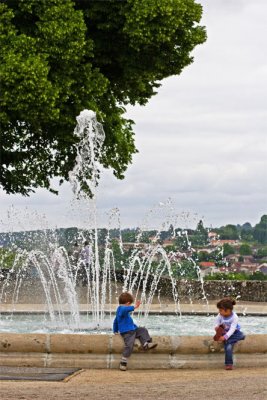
[0,110,266,370]
[0,110,210,332]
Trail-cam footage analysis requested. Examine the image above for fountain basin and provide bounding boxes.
[0,333,266,369]
[1,313,267,335]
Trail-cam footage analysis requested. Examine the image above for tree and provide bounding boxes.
[191,220,208,247]
[242,222,253,231]
[121,229,136,243]
[223,243,236,257]
[218,225,239,240]
[0,0,206,195]
[173,259,198,280]
[175,233,191,251]
[253,215,267,244]
[256,247,267,259]
[195,251,209,262]
[204,272,247,281]
[239,244,252,256]
[248,271,267,281]
[0,247,16,270]
[240,222,253,242]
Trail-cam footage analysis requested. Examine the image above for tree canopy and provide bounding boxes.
[253,215,267,244]
[0,0,206,195]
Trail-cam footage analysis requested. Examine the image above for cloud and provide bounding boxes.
[0,0,266,231]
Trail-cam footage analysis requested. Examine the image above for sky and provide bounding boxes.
[0,0,267,232]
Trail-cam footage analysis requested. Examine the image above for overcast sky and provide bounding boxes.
[1,0,267,232]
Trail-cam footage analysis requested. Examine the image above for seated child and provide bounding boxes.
[214,297,245,370]
[113,292,157,371]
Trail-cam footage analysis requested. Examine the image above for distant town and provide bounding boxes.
[0,215,267,281]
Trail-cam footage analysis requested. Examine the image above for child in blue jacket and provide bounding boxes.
[113,292,157,371]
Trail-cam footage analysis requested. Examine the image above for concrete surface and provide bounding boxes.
[0,333,266,369]
[0,368,266,400]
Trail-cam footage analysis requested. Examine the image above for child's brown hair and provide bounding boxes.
[119,292,134,305]
[216,297,236,310]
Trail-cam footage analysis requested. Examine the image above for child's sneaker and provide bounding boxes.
[225,365,233,370]
[143,342,158,351]
[119,361,127,371]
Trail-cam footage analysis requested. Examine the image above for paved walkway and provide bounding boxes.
[1,301,267,315]
[0,368,266,400]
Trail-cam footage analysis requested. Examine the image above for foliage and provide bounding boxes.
[216,224,239,240]
[222,243,236,256]
[175,233,191,251]
[248,271,267,281]
[190,220,208,247]
[253,215,267,244]
[139,231,154,243]
[172,259,198,279]
[193,250,209,262]
[0,0,206,195]
[240,230,254,242]
[164,245,177,253]
[110,239,127,270]
[121,230,137,243]
[204,271,267,281]
[256,247,267,258]
[192,248,223,263]
[204,272,244,281]
[0,247,16,270]
[239,243,252,256]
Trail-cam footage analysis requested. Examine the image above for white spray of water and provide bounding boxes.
[0,110,210,332]
[68,109,105,198]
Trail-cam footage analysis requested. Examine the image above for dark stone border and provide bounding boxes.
[0,366,80,381]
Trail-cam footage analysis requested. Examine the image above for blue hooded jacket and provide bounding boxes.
[113,305,138,334]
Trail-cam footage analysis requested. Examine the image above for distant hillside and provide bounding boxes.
[0,214,266,250]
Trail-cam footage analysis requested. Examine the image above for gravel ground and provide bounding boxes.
[0,367,266,400]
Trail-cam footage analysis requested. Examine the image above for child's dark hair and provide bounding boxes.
[216,297,236,310]
[119,292,134,305]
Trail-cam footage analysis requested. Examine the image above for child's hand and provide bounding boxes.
[218,336,225,342]
[134,300,141,309]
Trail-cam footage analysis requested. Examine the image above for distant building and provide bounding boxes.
[123,242,149,251]
[162,239,176,248]
[242,255,255,263]
[225,255,240,263]
[197,248,214,254]
[258,263,267,275]
[199,261,216,268]
[225,254,257,263]
[231,262,259,274]
[198,261,219,277]
[239,264,259,273]
[208,231,218,239]
[210,239,240,247]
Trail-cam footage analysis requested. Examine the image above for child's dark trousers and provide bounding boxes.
[121,327,151,358]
